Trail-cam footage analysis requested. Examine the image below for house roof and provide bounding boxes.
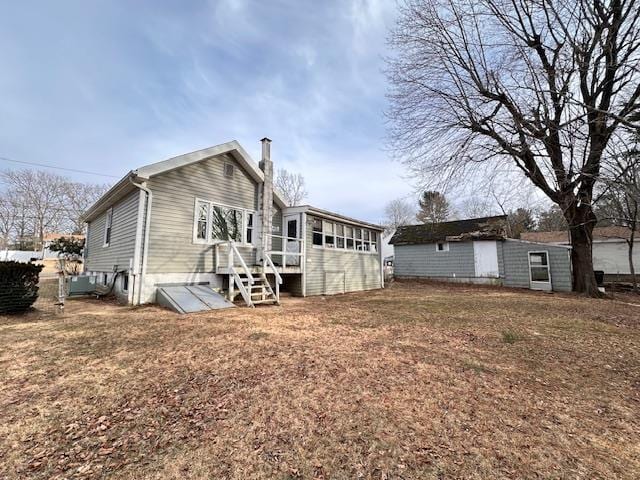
[521,226,636,244]
[83,140,286,222]
[43,233,85,242]
[389,215,508,245]
[304,205,384,231]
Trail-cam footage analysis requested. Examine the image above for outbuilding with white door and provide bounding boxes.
[390,215,573,293]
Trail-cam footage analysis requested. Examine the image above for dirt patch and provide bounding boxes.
[1,282,639,479]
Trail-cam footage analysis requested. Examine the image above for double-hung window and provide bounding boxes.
[194,199,253,244]
[246,213,254,244]
[103,208,113,247]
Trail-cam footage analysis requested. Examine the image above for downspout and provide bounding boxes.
[129,177,152,305]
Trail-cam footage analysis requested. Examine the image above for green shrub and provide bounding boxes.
[0,261,44,314]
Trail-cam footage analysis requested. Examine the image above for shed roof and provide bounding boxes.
[390,215,508,245]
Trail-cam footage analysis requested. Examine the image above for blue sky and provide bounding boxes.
[0,0,414,223]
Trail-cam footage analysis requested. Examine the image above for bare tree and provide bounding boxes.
[416,191,451,223]
[598,148,640,290]
[387,0,640,296]
[383,198,416,235]
[457,196,496,219]
[0,193,16,249]
[63,182,110,234]
[275,169,308,206]
[1,170,67,249]
[537,205,568,231]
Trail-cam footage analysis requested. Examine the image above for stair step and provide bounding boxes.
[253,299,278,305]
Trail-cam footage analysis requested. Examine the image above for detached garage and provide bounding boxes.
[390,216,572,293]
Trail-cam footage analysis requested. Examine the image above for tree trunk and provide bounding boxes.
[629,230,637,293]
[568,220,602,296]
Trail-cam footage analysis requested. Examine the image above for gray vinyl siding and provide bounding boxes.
[304,215,382,296]
[501,239,572,292]
[85,190,139,272]
[145,153,258,274]
[394,242,476,278]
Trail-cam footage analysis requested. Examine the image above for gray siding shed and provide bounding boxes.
[501,239,572,292]
[394,242,476,278]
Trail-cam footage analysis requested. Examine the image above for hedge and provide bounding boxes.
[0,261,44,314]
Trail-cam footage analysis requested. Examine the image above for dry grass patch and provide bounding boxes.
[1,281,639,479]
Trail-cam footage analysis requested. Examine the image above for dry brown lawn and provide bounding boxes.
[1,280,639,479]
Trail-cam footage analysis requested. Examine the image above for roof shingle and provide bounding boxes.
[390,215,508,245]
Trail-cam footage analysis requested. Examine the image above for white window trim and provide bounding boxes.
[310,216,379,254]
[528,250,552,285]
[436,241,449,252]
[192,197,255,247]
[103,207,113,247]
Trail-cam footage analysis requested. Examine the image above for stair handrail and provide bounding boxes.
[226,241,254,307]
[263,252,283,285]
[262,252,281,304]
[228,241,255,284]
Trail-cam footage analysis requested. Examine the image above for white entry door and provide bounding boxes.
[284,214,300,266]
[473,241,500,278]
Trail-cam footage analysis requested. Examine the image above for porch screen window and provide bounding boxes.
[103,208,113,246]
[211,205,242,242]
[196,201,208,240]
[336,224,345,248]
[312,217,323,246]
[346,226,354,249]
[529,252,550,282]
[246,213,254,244]
[370,231,377,252]
[355,228,363,250]
[362,230,370,251]
[324,221,335,248]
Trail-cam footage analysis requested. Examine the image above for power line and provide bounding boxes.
[0,155,120,179]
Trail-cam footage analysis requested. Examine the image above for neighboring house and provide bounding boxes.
[391,215,573,292]
[522,227,639,281]
[82,139,384,307]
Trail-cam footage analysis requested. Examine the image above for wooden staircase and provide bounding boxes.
[235,271,278,306]
[222,241,281,308]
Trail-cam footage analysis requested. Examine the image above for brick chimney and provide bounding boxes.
[259,138,273,260]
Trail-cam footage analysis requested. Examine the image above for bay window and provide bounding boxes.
[193,199,253,244]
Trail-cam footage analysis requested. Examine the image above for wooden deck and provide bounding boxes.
[215,265,303,275]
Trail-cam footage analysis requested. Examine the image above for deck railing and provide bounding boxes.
[265,233,305,269]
